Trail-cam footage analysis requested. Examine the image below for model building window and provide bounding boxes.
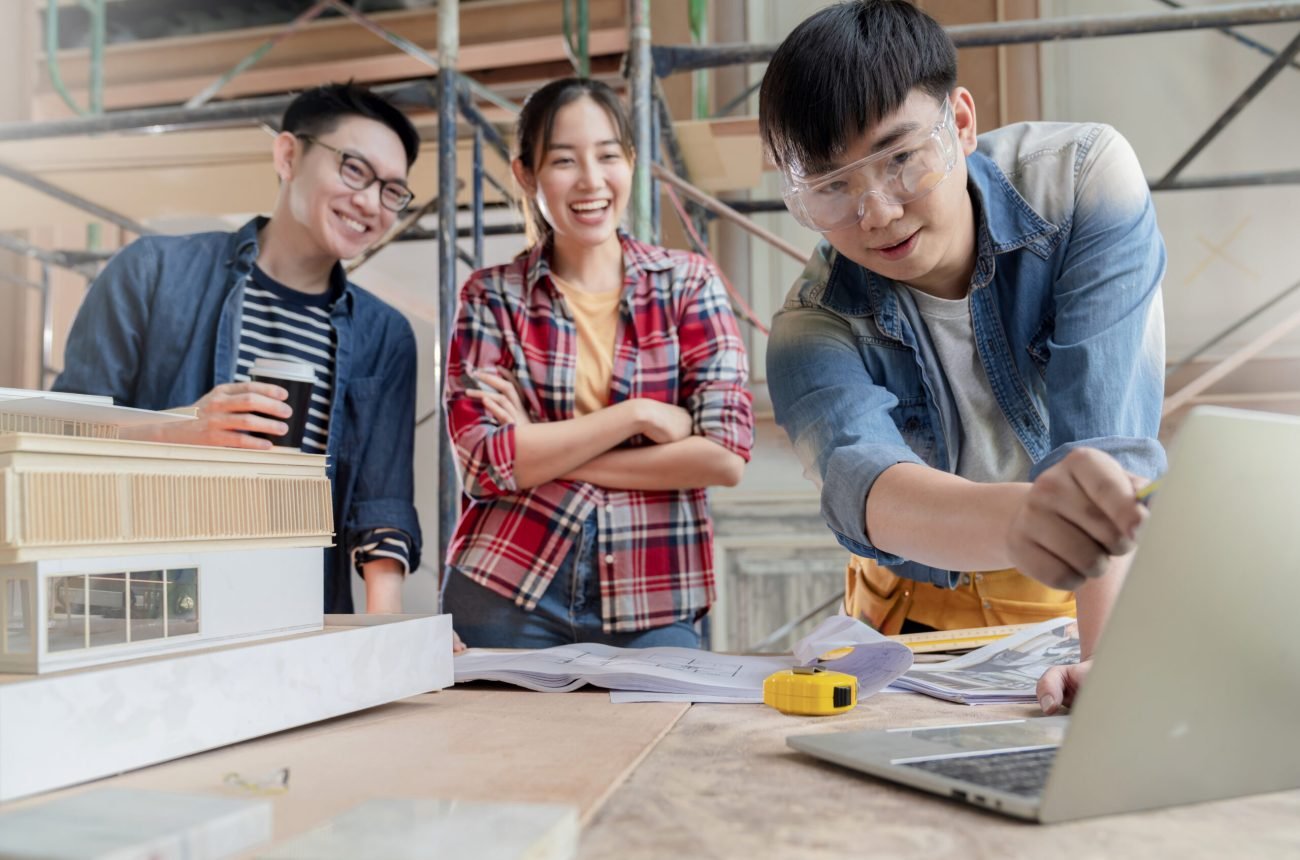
[2,579,33,655]
[166,568,199,637]
[46,568,200,652]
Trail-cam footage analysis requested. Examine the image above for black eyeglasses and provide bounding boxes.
[296,134,414,213]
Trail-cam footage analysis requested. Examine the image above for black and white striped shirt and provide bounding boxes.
[235,264,412,576]
[235,265,336,454]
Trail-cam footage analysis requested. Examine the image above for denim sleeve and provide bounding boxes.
[51,240,160,402]
[768,302,924,564]
[344,323,423,574]
[1032,126,1167,481]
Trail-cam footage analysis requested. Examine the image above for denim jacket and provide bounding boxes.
[768,122,1167,588]
[53,217,422,612]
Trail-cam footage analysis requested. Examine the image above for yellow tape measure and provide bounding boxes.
[887,623,1036,654]
[763,666,858,716]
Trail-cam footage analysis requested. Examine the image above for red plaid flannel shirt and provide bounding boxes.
[444,234,754,632]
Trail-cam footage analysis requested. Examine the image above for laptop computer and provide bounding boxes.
[787,406,1300,822]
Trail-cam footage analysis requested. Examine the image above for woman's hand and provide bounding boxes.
[467,369,532,426]
[628,398,694,444]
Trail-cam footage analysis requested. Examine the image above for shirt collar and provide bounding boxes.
[523,230,675,299]
[964,150,1059,256]
[226,215,354,312]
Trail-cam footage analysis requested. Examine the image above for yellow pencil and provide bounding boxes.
[1136,478,1163,505]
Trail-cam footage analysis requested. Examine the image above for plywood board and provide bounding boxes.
[580,696,1300,859]
[3,684,686,849]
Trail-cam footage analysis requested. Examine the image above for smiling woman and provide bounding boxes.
[440,78,755,650]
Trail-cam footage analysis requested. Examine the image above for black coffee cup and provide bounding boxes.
[249,357,315,450]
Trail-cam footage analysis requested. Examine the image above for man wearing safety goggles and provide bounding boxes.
[759,0,1166,715]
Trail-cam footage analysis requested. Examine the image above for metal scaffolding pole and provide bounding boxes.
[725,167,1300,216]
[628,0,654,241]
[0,233,99,276]
[563,0,591,77]
[1163,303,1300,416]
[1153,0,1300,71]
[651,164,806,264]
[0,161,155,236]
[0,81,437,142]
[437,0,460,585]
[1153,169,1300,190]
[650,1,1300,75]
[472,123,485,266]
[185,0,334,109]
[1166,277,1300,378]
[1155,27,1300,187]
[39,262,54,386]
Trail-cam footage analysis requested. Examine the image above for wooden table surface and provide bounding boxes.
[579,691,1300,860]
[12,684,1300,858]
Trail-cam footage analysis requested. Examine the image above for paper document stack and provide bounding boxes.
[454,616,914,704]
[891,616,1080,704]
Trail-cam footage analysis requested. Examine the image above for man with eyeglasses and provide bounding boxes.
[55,82,423,616]
[759,1,1165,713]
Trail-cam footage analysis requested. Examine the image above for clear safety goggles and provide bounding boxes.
[781,98,958,233]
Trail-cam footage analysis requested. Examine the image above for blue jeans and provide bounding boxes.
[442,511,702,649]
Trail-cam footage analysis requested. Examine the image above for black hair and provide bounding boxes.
[759,0,956,175]
[514,77,634,247]
[281,82,420,168]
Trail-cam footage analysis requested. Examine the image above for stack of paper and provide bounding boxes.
[0,386,194,433]
[454,616,914,704]
[891,616,1080,704]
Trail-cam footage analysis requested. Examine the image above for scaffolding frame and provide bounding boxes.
[3,1,1300,625]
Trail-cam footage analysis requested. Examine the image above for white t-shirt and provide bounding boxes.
[906,286,1034,484]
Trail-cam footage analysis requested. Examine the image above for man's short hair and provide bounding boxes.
[759,0,956,176]
[281,82,421,168]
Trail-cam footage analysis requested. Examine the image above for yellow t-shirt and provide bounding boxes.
[552,274,622,416]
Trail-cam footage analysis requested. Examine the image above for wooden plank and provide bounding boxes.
[3,687,687,842]
[32,1,628,116]
[0,134,516,230]
[32,29,628,118]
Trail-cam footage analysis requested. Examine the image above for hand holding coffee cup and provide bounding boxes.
[249,357,316,450]
[126,380,293,449]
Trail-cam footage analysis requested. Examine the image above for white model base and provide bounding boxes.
[0,787,273,860]
[261,798,578,860]
[0,613,453,802]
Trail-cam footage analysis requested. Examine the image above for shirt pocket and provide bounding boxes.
[856,336,936,463]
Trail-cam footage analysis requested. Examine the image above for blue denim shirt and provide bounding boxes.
[768,122,1167,588]
[53,217,422,612]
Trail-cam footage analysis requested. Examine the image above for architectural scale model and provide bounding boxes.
[0,390,452,802]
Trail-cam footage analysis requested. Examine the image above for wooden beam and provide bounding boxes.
[33,1,627,116]
[1163,305,1300,416]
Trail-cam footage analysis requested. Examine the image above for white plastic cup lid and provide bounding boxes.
[250,357,316,383]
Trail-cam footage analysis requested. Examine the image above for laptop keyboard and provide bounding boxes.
[902,746,1058,798]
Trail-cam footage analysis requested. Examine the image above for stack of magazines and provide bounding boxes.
[891,616,1080,704]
